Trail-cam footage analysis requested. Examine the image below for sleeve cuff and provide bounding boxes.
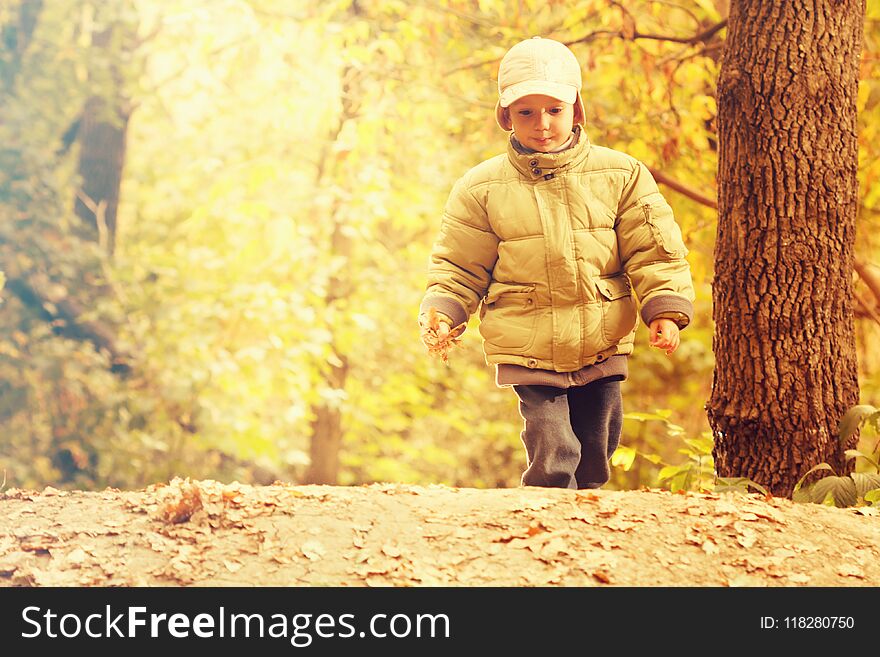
[419,295,469,330]
[640,295,694,329]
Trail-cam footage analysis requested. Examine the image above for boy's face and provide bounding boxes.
[507,94,576,152]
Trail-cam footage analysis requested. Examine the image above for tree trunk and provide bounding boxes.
[0,0,43,92]
[302,48,362,484]
[74,95,129,255]
[73,25,129,256]
[304,354,350,485]
[707,0,864,496]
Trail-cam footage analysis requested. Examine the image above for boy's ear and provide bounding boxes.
[573,100,585,127]
[498,106,513,131]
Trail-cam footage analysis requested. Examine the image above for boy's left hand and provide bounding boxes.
[649,318,680,355]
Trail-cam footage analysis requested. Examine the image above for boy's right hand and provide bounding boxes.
[419,308,464,362]
[419,309,453,346]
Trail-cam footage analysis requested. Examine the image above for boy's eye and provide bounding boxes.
[518,110,532,116]
[549,107,562,114]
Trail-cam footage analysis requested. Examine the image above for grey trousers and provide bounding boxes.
[513,378,623,489]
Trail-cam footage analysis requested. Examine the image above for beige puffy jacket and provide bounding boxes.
[421,127,695,373]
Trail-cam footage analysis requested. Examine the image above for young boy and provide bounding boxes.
[419,37,695,489]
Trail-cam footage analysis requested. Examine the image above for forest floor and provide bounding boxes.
[1,478,879,587]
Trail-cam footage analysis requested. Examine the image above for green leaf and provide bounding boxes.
[810,476,857,507]
[658,464,689,481]
[844,449,880,470]
[714,477,768,496]
[838,404,879,442]
[793,463,835,494]
[693,0,723,22]
[624,411,672,423]
[792,487,812,503]
[865,489,880,506]
[611,445,636,471]
[852,472,880,499]
[683,435,714,455]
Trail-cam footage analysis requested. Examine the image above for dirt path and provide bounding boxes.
[1,478,879,587]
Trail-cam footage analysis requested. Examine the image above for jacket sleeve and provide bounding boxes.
[419,176,499,330]
[615,161,695,329]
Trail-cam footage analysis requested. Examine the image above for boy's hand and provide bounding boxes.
[649,318,680,355]
[419,308,464,362]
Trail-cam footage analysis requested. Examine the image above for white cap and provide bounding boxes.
[495,37,585,130]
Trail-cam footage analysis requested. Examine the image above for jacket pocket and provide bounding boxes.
[641,194,689,258]
[595,275,637,344]
[479,283,538,350]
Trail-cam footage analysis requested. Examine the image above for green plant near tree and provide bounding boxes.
[614,411,769,496]
[790,405,880,508]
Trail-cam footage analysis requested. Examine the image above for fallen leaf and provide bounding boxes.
[224,560,243,573]
[741,504,785,523]
[714,500,740,515]
[452,527,475,539]
[352,534,366,549]
[787,573,811,584]
[736,531,757,549]
[157,480,203,524]
[726,574,758,587]
[521,498,557,512]
[592,570,611,584]
[566,509,596,524]
[352,561,389,577]
[701,540,719,555]
[19,535,56,553]
[301,540,325,561]
[381,543,401,558]
[526,521,549,536]
[856,507,879,516]
[838,564,865,579]
[66,548,88,565]
[33,569,72,586]
[713,516,737,529]
[540,536,570,559]
[605,518,638,532]
[769,548,796,559]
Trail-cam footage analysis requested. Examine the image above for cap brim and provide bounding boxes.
[498,80,578,107]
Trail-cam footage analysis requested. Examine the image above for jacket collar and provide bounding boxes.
[507,125,591,180]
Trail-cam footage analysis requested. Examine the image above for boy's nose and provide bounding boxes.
[539,112,551,129]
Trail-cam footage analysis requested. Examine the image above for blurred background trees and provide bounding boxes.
[1,0,878,491]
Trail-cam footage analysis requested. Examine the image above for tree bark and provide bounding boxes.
[73,25,129,256]
[0,0,43,92]
[708,0,865,496]
[74,96,129,255]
